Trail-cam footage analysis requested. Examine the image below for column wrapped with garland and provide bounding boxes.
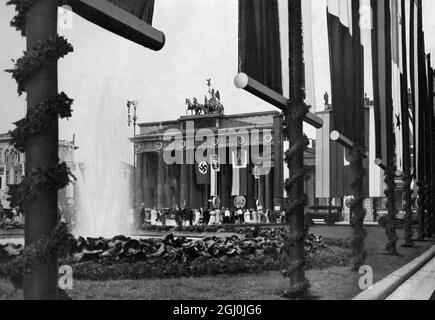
[0,0,75,300]
[416,181,425,240]
[281,0,310,298]
[347,146,367,270]
[401,173,414,247]
[382,166,399,255]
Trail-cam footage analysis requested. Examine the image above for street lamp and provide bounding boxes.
[127,100,138,209]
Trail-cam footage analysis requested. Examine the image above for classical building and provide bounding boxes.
[132,109,317,212]
[0,132,77,214]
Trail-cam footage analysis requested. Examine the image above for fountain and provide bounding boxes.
[73,94,132,238]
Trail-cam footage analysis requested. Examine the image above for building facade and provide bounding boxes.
[133,110,319,213]
[0,133,77,215]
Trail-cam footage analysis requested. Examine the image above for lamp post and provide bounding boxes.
[127,100,138,209]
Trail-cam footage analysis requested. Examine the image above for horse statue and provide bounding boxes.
[193,98,204,115]
[185,98,195,115]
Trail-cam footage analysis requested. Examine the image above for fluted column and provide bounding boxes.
[265,171,272,211]
[180,162,188,208]
[156,151,165,209]
[258,175,265,209]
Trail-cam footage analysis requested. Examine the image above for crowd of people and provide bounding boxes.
[138,204,286,228]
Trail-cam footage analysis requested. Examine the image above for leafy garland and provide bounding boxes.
[10,163,76,210]
[0,223,75,289]
[10,92,74,152]
[1,0,76,298]
[5,36,74,95]
[6,0,40,36]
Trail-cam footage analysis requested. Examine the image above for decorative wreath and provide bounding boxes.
[155,142,164,151]
[264,134,273,144]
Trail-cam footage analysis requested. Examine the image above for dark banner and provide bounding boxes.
[417,0,429,181]
[371,0,393,166]
[195,161,210,185]
[238,0,283,95]
[400,0,411,173]
[327,0,365,145]
[107,0,155,24]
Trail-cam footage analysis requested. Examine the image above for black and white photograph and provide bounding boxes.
[0,0,435,305]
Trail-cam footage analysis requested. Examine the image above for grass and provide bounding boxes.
[0,269,353,300]
[1,226,434,300]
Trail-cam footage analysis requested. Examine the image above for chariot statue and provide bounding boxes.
[185,79,224,116]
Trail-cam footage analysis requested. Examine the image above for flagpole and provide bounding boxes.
[283,0,309,297]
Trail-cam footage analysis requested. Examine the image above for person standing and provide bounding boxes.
[259,209,265,223]
[139,203,146,228]
[265,209,270,224]
[175,207,183,228]
[252,208,258,224]
[188,209,194,226]
[224,208,231,224]
[203,207,210,225]
[150,207,158,225]
[280,210,286,223]
[215,207,221,225]
[237,208,244,224]
[244,208,251,224]
[194,209,201,225]
[161,209,166,227]
[208,208,216,225]
[0,201,4,224]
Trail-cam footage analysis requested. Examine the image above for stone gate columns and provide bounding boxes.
[180,161,188,208]
[157,151,165,209]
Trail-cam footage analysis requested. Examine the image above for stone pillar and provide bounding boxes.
[180,162,188,208]
[273,115,284,211]
[265,171,272,211]
[220,164,226,208]
[258,175,265,209]
[157,151,165,209]
[188,164,195,209]
[137,153,145,205]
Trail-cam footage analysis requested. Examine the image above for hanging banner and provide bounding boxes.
[107,0,155,23]
[231,150,248,196]
[327,0,365,144]
[195,161,210,185]
[210,155,219,197]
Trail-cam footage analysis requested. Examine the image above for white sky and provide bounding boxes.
[0,0,434,164]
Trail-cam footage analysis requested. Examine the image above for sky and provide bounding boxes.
[0,0,435,164]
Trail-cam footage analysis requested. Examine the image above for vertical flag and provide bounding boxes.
[315,110,349,198]
[239,0,285,96]
[195,161,210,185]
[400,0,412,174]
[302,0,317,110]
[238,0,316,103]
[391,0,404,172]
[416,0,428,182]
[371,0,394,167]
[231,150,248,196]
[409,0,419,173]
[327,0,365,145]
[210,155,219,197]
[107,0,155,23]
